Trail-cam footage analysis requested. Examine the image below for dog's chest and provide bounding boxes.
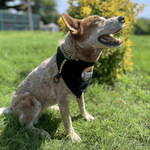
[55,47,95,98]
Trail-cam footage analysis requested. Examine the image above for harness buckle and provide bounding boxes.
[54,75,60,83]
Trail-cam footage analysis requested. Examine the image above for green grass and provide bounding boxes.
[0,32,150,150]
[129,34,150,76]
[0,31,64,106]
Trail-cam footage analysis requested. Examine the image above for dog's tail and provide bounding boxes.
[0,105,14,115]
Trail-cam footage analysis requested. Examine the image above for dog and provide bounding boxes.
[0,14,125,142]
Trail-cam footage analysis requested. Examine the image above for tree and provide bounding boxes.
[0,0,59,24]
[33,0,59,24]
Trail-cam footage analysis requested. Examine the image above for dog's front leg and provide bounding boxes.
[58,97,82,142]
[76,93,94,121]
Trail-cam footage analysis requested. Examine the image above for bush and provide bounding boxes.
[58,0,145,85]
[133,18,150,35]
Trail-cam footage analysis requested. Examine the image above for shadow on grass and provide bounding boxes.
[72,114,82,122]
[0,111,82,149]
[0,112,61,149]
[35,113,62,139]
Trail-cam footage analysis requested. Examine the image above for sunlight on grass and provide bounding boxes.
[130,34,150,76]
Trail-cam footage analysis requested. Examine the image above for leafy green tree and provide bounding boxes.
[33,0,59,24]
[0,0,59,24]
[133,18,150,35]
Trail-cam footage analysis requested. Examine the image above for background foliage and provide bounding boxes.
[0,0,59,24]
[33,0,59,24]
[58,0,146,85]
[133,18,150,35]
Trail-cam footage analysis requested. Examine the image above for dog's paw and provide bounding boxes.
[0,107,5,115]
[31,126,50,138]
[69,131,82,142]
[83,112,94,121]
[41,130,51,138]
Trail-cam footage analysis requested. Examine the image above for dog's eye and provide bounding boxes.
[94,18,101,24]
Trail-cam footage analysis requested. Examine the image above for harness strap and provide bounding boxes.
[54,44,78,83]
[54,59,67,83]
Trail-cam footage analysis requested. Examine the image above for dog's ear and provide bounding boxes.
[61,13,83,35]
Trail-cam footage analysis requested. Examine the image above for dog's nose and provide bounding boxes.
[118,16,125,23]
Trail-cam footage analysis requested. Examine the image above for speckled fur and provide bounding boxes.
[0,14,125,142]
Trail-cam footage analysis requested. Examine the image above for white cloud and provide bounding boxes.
[6,0,25,7]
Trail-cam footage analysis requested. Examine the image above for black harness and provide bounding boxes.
[54,46,95,99]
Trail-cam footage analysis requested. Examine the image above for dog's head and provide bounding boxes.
[61,14,125,49]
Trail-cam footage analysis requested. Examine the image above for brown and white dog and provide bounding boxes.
[0,14,125,142]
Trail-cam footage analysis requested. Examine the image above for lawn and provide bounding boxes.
[0,32,150,150]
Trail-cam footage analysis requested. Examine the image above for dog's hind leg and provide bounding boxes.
[12,92,50,138]
[76,93,94,121]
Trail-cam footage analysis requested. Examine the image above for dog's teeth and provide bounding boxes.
[115,38,122,42]
[101,38,109,42]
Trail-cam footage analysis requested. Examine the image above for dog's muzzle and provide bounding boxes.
[98,16,125,47]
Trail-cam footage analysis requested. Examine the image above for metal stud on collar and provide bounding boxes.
[62,44,79,61]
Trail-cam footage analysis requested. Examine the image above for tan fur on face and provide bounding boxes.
[0,13,124,142]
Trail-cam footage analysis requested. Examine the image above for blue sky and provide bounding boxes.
[56,0,150,18]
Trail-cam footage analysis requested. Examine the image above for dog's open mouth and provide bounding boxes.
[98,28,123,46]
